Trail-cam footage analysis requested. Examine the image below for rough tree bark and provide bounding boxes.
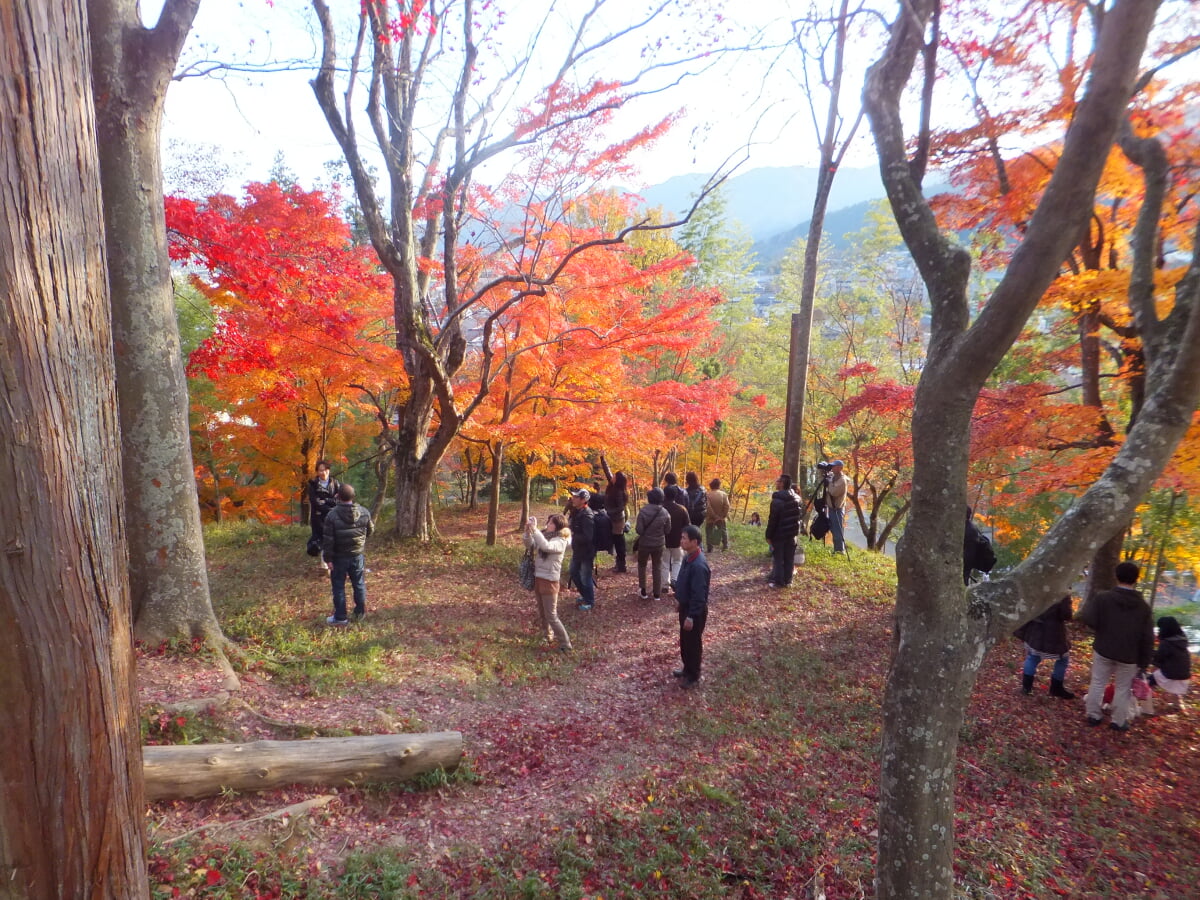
[0,3,149,894]
[143,733,463,801]
[88,0,227,647]
[863,1,1197,897]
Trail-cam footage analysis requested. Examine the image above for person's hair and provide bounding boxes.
[1156,616,1184,639]
[685,471,700,488]
[682,524,702,543]
[778,473,793,491]
[664,484,680,503]
[709,478,721,490]
[316,459,332,471]
[749,511,761,522]
[647,487,664,504]
[337,483,356,502]
[1114,561,1140,584]
[662,471,678,486]
[547,513,567,532]
[613,471,627,490]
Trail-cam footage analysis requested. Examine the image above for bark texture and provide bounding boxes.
[143,733,463,800]
[863,1,1194,897]
[0,3,149,894]
[88,0,221,645]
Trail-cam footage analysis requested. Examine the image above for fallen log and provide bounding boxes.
[142,732,463,801]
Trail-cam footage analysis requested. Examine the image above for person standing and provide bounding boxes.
[567,489,597,611]
[524,514,572,652]
[322,483,373,625]
[308,460,341,572]
[635,488,671,601]
[600,456,630,573]
[765,474,803,587]
[662,485,692,594]
[1080,561,1154,731]
[705,478,730,552]
[672,525,710,688]
[825,460,848,553]
[684,471,707,528]
[1016,594,1076,699]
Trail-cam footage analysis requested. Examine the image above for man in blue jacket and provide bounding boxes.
[672,525,711,688]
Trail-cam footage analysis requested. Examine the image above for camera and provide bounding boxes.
[816,461,833,472]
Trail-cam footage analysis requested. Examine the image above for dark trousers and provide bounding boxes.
[679,607,707,682]
[613,532,627,570]
[330,554,366,620]
[770,537,797,585]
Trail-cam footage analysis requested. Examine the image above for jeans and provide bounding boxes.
[638,546,663,598]
[1023,649,1069,681]
[678,607,708,682]
[828,507,846,552]
[770,537,797,586]
[569,551,595,606]
[705,521,727,552]
[1085,653,1138,727]
[330,554,366,620]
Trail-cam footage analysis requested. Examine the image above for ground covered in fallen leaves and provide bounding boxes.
[140,507,1200,899]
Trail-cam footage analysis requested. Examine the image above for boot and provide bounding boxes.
[1049,678,1076,700]
[1021,674,1034,695]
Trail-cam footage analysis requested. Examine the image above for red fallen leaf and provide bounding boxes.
[206,868,222,885]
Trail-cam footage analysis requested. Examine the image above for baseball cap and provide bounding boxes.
[571,488,590,501]
[830,460,844,467]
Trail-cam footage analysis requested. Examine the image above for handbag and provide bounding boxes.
[518,546,536,590]
[306,535,322,557]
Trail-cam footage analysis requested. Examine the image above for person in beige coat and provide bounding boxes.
[524,514,573,651]
[705,478,731,552]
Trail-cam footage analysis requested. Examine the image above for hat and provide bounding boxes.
[571,488,590,501]
[830,459,844,467]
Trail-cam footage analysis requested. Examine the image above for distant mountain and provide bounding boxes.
[751,199,884,271]
[632,164,887,242]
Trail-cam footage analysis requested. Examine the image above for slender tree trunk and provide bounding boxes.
[520,465,532,525]
[89,0,222,646]
[486,440,505,546]
[0,4,149,893]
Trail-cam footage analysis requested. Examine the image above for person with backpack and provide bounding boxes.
[963,506,997,584]
[765,474,804,587]
[684,471,707,528]
[635,488,671,602]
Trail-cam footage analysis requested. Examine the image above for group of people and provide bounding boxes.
[764,461,849,588]
[308,460,375,626]
[1018,561,1192,730]
[521,461,723,687]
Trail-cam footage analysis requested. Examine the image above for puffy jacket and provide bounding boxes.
[525,527,571,581]
[635,503,671,550]
[1017,595,1072,656]
[308,477,341,523]
[765,489,803,541]
[322,502,374,558]
[1080,586,1154,667]
[1154,634,1192,681]
[685,485,707,527]
[569,505,595,556]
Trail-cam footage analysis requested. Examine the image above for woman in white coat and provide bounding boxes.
[524,514,573,651]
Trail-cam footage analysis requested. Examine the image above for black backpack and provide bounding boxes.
[809,510,831,541]
[972,532,997,573]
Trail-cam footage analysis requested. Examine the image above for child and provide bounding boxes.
[1148,616,1192,712]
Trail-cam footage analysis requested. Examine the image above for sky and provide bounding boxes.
[158,0,883,197]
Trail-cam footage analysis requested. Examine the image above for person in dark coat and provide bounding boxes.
[567,489,597,610]
[672,525,710,688]
[322,483,373,624]
[662,485,691,593]
[1016,595,1075,699]
[308,459,341,572]
[1148,616,1192,710]
[684,471,707,527]
[765,474,803,587]
[1079,561,1154,731]
[600,456,630,573]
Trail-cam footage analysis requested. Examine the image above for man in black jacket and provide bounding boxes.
[1080,561,1154,731]
[322,483,374,625]
[568,489,597,611]
[672,525,710,687]
[765,474,804,587]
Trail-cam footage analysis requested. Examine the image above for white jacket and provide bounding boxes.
[524,527,571,581]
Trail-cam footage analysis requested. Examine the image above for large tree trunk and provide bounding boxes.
[143,733,463,800]
[88,0,224,646]
[0,4,150,894]
[486,440,505,546]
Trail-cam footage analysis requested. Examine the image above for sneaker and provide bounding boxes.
[1109,722,1130,732]
[326,616,349,626]
[767,582,778,588]
[1086,716,1103,727]
[577,603,593,611]
[681,677,701,689]
[639,589,649,600]
[672,668,686,678]
[653,595,661,602]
